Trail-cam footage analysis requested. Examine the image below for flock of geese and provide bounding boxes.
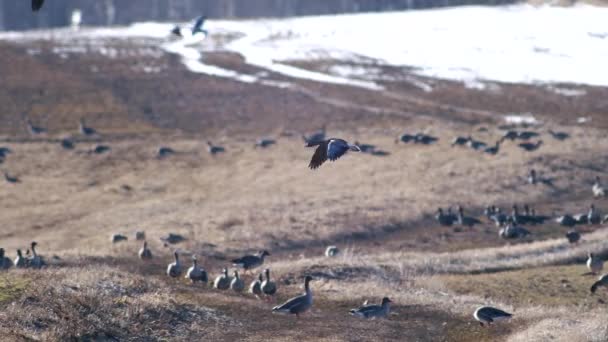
[19,0,608,329]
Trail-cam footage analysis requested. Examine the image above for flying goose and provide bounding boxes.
[138,241,152,260]
[325,246,339,257]
[185,256,207,284]
[484,141,500,155]
[451,136,470,147]
[249,273,264,298]
[166,251,182,278]
[306,139,360,169]
[192,16,208,35]
[230,270,245,292]
[272,275,313,317]
[79,119,97,136]
[591,274,608,293]
[548,130,569,141]
[593,177,606,198]
[255,138,276,148]
[456,206,481,227]
[214,268,231,290]
[262,268,277,300]
[565,230,581,244]
[206,141,225,155]
[0,248,12,270]
[26,119,46,135]
[473,306,512,327]
[232,250,270,272]
[350,297,392,319]
[14,249,26,268]
[588,204,601,224]
[32,0,44,11]
[3,171,20,184]
[27,241,44,269]
[587,253,603,275]
[518,140,543,152]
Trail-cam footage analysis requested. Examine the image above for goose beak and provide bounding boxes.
[349,145,361,152]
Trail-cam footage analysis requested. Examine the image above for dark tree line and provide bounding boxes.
[0,0,516,30]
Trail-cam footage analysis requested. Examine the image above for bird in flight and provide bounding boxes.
[306,139,360,169]
[32,0,44,12]
[192,16,208,35]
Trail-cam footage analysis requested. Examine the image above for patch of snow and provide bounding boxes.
[577,117,591,123]
[546,86,587,97]
[504,114,539,125]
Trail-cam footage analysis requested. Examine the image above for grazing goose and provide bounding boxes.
[414,133,438,145]
[60,138,75,150]
[14,249,26,268]
[157,147,175,158]
[166,251,182,278]
[473,306,512,327]
[435,208,455,226]
[138,241,152,260]
[0,248,12,270]
[192,16,208,35]
[0,147,13,159]
[518,140,543,152]
[556,214,577,227]
[548,130,569,141]
[255,138,276,149]
[302,127,326,145]
[306,139,360,169]
[232,250,270,272]
[499,222,530,240]
[395,133,415,144]
[466,137,487,151]
[27,242,44,269]
[3,171,20,184]
[206,141,225,155]
[350,297,392,319]
[451,136,470,147]
[527,169,537,185]
[484,141,500,155]
[135,231,146,241]
[214,268,231,290]
[566,230,581,244]
[272,275,313,317]
[500,130,518,142]
[587,253,603,275]
[250,273,264,298]
[185,256,207,284]
[489,208,507,227]
[261,268,277,300]
[325,245,339,257]
[91,145,111,154]
[230,271,245,292]
[592,177,606,198]
[170,25,182,37]
[591,274,608,293]
[79,119,97,136]
[26,119,46,135]
[354,141,376,153]
[517,131,540,140]
[588,204,601,224]
[456,206,481,227]
[111,234,127,243]
[32,0,44,11]
[573,212,588,225]
[160,233,186,245]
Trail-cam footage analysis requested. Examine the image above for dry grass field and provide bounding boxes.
[0,27,608,341]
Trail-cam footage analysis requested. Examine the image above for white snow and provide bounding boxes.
[504,114,539,125]
[1,5,607,89]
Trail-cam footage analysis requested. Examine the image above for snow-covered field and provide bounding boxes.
[2,4,607,90]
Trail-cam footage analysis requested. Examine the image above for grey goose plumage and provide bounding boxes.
[591,274,608,293]
[261,268,277,299]
[230,270,245,292]
[272,275,313,317]
[0,248,12,270]
[214,268,231,290]
[232,250,270,271]
[185,256,207,283]
[306,138,360,169]
[474,306,512,326]
[249,273,264,298]
[138,241,152,260]
[350,297,391,319]
[166,251,182,278]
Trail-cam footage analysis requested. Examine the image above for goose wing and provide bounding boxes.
[327,139,351,161]
[231,255,259,267]
[273,294,308,314]
[351,304,382,317]
[309,141,329,169]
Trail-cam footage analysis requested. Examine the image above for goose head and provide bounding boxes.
[264,268,271,280]
[233,270,240,279]
[222,268,228,277]
[381,297,392,306]
[259,250,270,258]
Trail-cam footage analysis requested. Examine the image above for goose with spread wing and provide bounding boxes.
[307,139,360,169]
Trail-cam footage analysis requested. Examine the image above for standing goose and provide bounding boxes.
[588,204,601,224]
[138,241,152,260]
[32,0,44,11]
[592,177,605,198]
[456,206,481,227]
[214,268,231,290]
[249,273,264,299]
[435,208,455,226]
[350,297,392,319]
[272,275,313,317]
[587,253,603,275]
[565,230,581,244]
[79,119,97,136]
[60,138,75,150]
[232,250,270,273]
[527,169,537,185]
[473,306,512,327]
[591,274,608,293]
[185,256,207,284]
[556,214,577,227]
[26,119,46,135]
[261,268,277,300]
[518,140,543,152]
[27,242,44,269]
[166,251,182,278]
[230,270,245,292]
[206,141,225,155]
[306,139,360,169]
[0,147,12,159]
[14,249,26,268]
[0,248,12,270]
